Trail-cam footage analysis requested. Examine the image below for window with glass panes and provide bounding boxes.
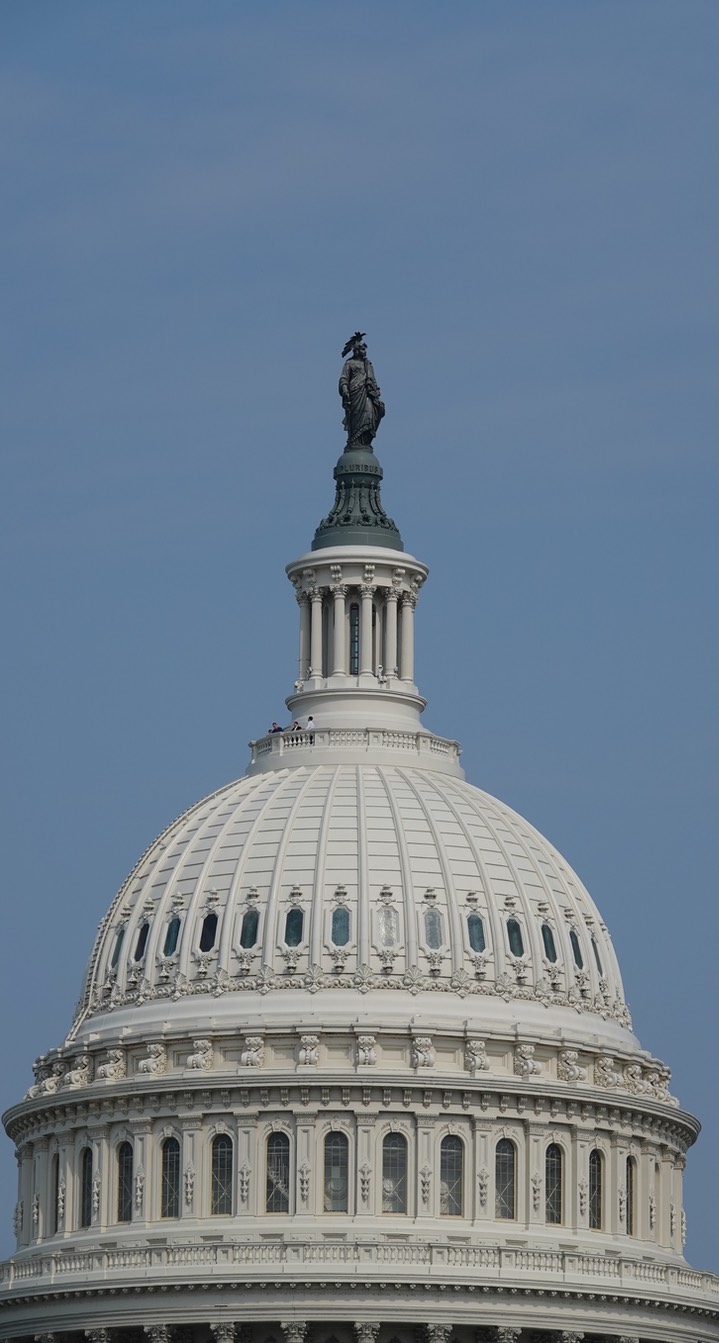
[495,1139,516,1219]
[545,1143,563,1224]
[323,1132,349,1212]
[210,1134,233,1215]
[439,1136,463,1216]
[79,1147,93,1228]
[382,1133,408,1213]
[589,1149,603,1229]
[626,1156,636,1236]
[117,1142,133,1223]
[161,1138,181,1218]
[266,1133,290,1213]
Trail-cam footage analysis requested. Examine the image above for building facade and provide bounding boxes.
[2,344,717,1343]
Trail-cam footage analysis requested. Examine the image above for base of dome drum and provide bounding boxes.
[2,1264,719,1342]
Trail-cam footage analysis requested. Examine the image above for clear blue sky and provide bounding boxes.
[1,1,717,1267]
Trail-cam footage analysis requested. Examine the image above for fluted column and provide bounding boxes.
[359,583,375,674]
[331,584,348,674]
[399,591,416,682]
[309,587,324,678]
[384,588,399,676]
[296,591,310,680]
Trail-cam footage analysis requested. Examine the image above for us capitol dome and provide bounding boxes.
[2,336,717,1343]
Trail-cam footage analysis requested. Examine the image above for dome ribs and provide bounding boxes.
[389,767,465,976]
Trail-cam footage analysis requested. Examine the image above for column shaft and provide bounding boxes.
[359,585,375,675]
[297,595,310,680]
[331,586,347,674]
[385,592,399,676]
[400,594,416,682]
[309,590,324,677]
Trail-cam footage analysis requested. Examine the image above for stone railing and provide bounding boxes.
[2,1241,718,1300]
[248,728,461,770]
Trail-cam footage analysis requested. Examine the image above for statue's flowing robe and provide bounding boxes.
[339,356,385,446]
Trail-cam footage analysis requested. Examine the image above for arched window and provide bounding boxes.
[654,1160,661,1238]
[467,912,485,953]
[163,916,181,956]
[382,1133,408,1213]
[240,908,259,949]
[424,907,443,949]
[200,912,218,953]
[110,927,125,971]
[117,1141,133,1223]
[324,1132,349,1212]
[133,921,150,961]
[589,1149,603,1229]
[591,935,603,976]
[161,1137,181,1219]
[440,1136,463,1216]
[541,924,557,962]
[507,918,524,957]
[626,1156,636,1236]
[211,1134,233,1215]
[50,1153,59,1236]
[79,1147,93,1229]
[545,1143,563,1224]
[570,929,584,969]
[495,1139,516,1219]
[349,603,360,675]
[266,1133,290,1213]
[284,908,304,947]
[331,907,350,947]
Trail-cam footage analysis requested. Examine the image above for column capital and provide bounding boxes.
[354,1326,381,1343]
[359,582,376,598]
[331,583,349,599]
[210,1326,238,1343]
[280,1325,308,1343]
[145,1328,173,1343]
[86,1332,112,1343]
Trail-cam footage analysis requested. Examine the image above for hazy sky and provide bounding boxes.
[1,1,717,1267]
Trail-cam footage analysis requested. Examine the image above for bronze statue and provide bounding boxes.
[339,332,385,449]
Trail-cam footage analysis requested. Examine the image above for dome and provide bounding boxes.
[3,343,716,1343]
[74,753,631,1050]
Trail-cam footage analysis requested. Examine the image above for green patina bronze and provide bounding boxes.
[312,335,403,552]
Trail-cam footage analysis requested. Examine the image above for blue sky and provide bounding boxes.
[1,1,717,1267]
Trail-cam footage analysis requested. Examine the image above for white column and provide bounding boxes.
[331,585,347,675]
[384,590,399,677]
[359,584,375,675]
[399,592,416,682]
[309,588,324,678]
[296,593,310,680]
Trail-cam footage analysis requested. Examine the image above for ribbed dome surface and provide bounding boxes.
[76,761,630,1037]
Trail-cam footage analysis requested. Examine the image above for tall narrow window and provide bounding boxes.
[507,918,524,957]
[589,1149,603,1229]
[440,1136,463,1216]
[495,1139,516,1219]
[240,908,259,949]
[266,1133,290,1213]
[331,906,350,946]
[545,1143,563,1225]
[200,912,218,952]
[541,924,557,962]
[324,1132,349,1212]
[591,935,603,976]
[211,1134,233,1215]
[379,905,399,946]
[626,1156,636,1236]
[163,916,181,956]
[424,907,443,949]
[110,928,125,970]
[79,1147,93,1229]
[654,1161,661,1239]
[117,1141,133,1223]
[50,1153,59,1236]
[161,1137,181,1219]
[382,1133,408,1213]
[467,912,485,953]
[285,908,304,946]
[133,921,150,961]
[349,602,360,675]
[570,929,584,969]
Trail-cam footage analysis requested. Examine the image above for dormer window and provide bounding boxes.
[240,908,259,949]
[163,916,181,956]
[424,907,443,949]
[200,912,218,952]
[541,924,557,962]
[110,928,125,970]
[591,936,603,976]
[331,906,350,946]
[507,918,524,957]
[467,912,485,952]
[569,929,584,969]
[285,908,304,946]
[133,922,150,961]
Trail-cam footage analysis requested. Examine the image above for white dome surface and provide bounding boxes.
[74,755,632,1049]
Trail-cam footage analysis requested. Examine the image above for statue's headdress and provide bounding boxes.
[341,331,366,358]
